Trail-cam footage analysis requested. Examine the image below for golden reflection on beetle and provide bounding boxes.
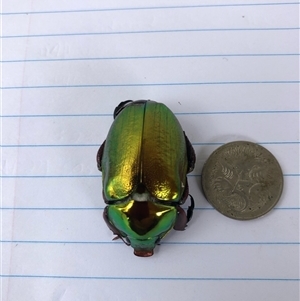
[97,100,195,257]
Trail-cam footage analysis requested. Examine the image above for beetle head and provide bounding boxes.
[104,200,177,257]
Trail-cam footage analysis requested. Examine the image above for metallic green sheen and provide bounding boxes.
[107,200,177,253]
[101,101,188,202]
[101,103,144,201]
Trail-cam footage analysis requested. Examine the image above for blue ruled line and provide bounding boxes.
[0,175,102,179]
[2,53,299,64]
[1,240,299,245]
[1,110,300,118]
[2,27,299,39]
[1,207,298,211]
[1,174,299,179]
[1,274,299,281]
[1,2,299,15]
[2,80,299,90]
[1,141,299,148]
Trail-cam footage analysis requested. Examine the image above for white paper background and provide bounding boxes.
[1,1,300,300]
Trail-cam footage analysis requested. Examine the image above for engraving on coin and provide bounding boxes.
[201,141,283,220]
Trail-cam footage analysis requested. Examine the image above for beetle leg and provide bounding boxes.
[96,140,106,171]
[178,176,189,206]
[103,207,130,246]
[186,194,195,223]
[114,235,131,246]
[184,132,196,173]
[173,193,195,230]
[173,206,187,231]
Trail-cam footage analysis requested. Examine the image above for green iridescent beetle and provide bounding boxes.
[97,100,196,257]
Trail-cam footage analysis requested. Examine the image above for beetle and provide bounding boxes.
[97,100,196,257]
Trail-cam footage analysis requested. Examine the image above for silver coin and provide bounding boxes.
[201,141,283,220]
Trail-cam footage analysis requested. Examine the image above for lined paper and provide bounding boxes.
[1,1,299,300]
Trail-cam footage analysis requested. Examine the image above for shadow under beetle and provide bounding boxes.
[97,100,195,257]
